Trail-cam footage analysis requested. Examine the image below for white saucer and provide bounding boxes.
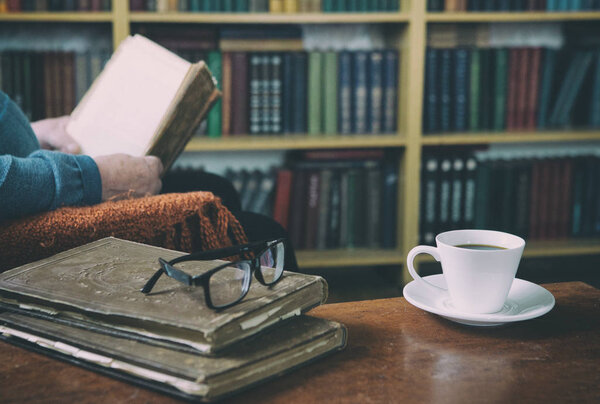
[403,274,555,326]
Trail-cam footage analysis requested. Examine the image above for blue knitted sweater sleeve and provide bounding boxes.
[0,91,102,223]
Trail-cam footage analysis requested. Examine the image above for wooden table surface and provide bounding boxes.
[1,281,599,404]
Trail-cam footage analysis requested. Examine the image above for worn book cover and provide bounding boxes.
[0,312,346,402]
[0,237,328,355]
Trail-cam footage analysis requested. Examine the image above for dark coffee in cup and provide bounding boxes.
[454,244,507,251]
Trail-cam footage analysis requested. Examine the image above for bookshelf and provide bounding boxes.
[2,0,600,285]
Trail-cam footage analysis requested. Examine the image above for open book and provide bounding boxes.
[66,34,220,171]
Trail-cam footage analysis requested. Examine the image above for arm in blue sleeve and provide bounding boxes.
[0,151,102,223]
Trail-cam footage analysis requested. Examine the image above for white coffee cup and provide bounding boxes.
[406,229,525,314]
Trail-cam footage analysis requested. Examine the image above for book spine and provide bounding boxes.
[366,165,382,248]
[571,158,585,237]
[259,54,271,133]
[221,52,233,136]
[323,51,338,135]
[500,160,515,234]
[338,51,353,135]
[473,158,490,229]
[493,48,508,131]
[453,48,469,133]
[469,49,480,132]
[382,50,398,134]
[326,169,342,248]
[231,52,249,135]
[316,169,332,250]
[439,49,452,133]
[589,50,600,128]
[478,48,492,131]
[381,158,398,248]
[462,154,477,230]
[513,160,531,239]
[506,48,520,131]
[450,155,465,230]
[270,53,283,134]
[368,51,383,134]
[273,169,293,229]
[308,51,323,135]
[207,51,222,138]
[420,153,439,245]
[528,160,541,239]
[62,52,75,115]
[282,53,294,134]
[438,156,453,233]
[515,48,531,131]
[304,170,321,250]
[249,53,262,134]
[525,47,542,130]
[283,0,297,11]
[289,168,308,249]
[292,52,308,133]
[353,51,369,134]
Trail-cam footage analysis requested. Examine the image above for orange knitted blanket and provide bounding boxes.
[0,192,247,272]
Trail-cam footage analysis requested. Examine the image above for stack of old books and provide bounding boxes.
[0,237,346,401]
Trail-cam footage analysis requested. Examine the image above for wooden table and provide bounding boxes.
[1,282,599,403]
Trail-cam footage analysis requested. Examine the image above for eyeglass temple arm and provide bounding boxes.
[169,239,275,264]
[140,267,165,294]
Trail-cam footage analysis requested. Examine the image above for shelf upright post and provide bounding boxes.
[112,0,131,50]
[399,0,427,287]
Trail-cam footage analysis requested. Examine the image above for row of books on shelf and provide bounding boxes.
[419,149,600,245]
[204,50,398,137]
[0,50,110,121]
[130,0,400,13]
[0,0,111,12]
[423,46,600,134]
[222,149,398,251]
[428,0,600,11]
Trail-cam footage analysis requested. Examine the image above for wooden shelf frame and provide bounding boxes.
[3,0,600,276]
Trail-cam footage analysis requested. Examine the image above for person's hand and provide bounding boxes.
[31,115,81,154]
[93,154,163,201]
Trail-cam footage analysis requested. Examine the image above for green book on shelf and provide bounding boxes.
[357,0,368,11]
[323,51,338,135]
[201,0,211,11]
[189,0,200,11]
[347,0,358,11]
[207,51,222,138]
[323,0,334,11]
[308,52,323,136]
[334,0,345,11]
[469,49,481,132]
[223,0,234,11]
[537,48,557,129]
[493,48,508,132]
[235,0,249,11]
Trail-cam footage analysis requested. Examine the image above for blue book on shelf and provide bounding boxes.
[497,0,510,11]
[537,48,558,129]
[234,0,249,11]
[590,50,600,128]
[368,51,384,134]
[282,53,294,134]
[557,0,569,10]
[439,49,453,133]
[546,0,558,10]
[482,0,495,10]
[338,51,353,134]
[551,51,594,127]
[572,0,583,9]
[292,52,308,134]
[353,51,369,134]
[382,50,398,134]
[189,0,201,11]
[423,48,439,134]
[453,48,469,132]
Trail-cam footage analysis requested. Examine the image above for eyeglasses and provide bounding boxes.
[140,238,286,309]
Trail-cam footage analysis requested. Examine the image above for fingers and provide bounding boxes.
[32,116,82,154]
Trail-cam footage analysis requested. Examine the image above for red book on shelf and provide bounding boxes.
[528,159,541,240]
[525,47,542,131]
[130,0,145,11]
[304,170,322,250]
[7,0,21,11]
[231,52,249,135]
[515,48,530,131]
[91,0,102,11]
[301,149,385,161]
[506,48,520,131]
[272,169,293,230]
[221,52,233,137]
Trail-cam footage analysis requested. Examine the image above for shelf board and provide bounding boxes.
[129,12,410,24]
[426,11,600,22]
[0,12,114,22]
[297,249,403,269]
[185,134,406,151]
[523,239,600,258]
[421,130,600,145]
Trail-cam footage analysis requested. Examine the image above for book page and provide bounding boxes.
[66,35,191,157]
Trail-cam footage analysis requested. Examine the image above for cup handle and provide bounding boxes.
[406,246,447,292]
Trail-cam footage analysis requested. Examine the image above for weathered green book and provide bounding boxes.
[0,237,328,355]
[0,312,346,402]
[493,48,508,132]
[323,51,338,135]
[308,51,323,136]
[469,48,481,132]
[206,50,222,138]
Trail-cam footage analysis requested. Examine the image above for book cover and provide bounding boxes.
[66,35,220,171]
[0,313,346,402]
[338,50,353,135]
[0,238,329,355]
[382,50,398,134]
[308,51,323,136]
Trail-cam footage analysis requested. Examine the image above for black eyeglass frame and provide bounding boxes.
[140,238,286,310]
